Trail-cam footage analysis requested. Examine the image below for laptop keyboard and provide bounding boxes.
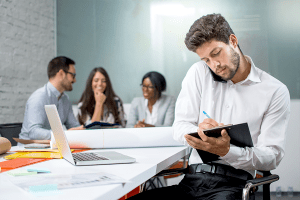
[73,152,109,161]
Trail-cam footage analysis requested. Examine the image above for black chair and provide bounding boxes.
[243,171,279,200]
[0,123,22,146]
[152,167,279,200]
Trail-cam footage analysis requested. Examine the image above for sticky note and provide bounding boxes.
[29,184,58,192]
[27,168,51,173]
[8,170,37,176]
[29,184,62,196]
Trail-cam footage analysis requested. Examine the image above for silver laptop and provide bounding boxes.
[45,104,136,166]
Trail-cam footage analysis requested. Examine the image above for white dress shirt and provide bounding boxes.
[173,56,290,177]
[145,98,161,125]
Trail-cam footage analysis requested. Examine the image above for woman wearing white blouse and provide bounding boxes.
[126,71,176,128]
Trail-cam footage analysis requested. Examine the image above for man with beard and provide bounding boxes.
[19,56,83,143]
[129,14,290,200]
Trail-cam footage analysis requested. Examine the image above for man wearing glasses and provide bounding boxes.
[19,56,83,144]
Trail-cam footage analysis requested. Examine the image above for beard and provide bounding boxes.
[218,47,240,81]
[61,77,73,91]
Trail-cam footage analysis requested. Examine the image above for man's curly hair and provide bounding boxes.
[185,14,235,52]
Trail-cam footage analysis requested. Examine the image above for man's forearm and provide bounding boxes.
[28,126,51,140]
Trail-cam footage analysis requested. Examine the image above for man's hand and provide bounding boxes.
[198,118,219,131]
[184,118,231,157]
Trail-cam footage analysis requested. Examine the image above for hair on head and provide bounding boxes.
[142,71,166,99]
[185,13,235,52]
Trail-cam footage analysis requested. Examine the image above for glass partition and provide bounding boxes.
[57,0,300,103]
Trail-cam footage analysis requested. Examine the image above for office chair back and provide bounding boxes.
[0,123,22,146]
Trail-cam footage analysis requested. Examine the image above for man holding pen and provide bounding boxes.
[129,13,290,200]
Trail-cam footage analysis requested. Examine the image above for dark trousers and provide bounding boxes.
[128,173,255,200]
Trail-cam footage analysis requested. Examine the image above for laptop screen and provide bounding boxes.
[45,104,75,165]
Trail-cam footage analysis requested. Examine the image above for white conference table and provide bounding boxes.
[0,146,189,200]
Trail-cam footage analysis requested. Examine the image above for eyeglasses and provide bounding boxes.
[140,84,155,90]
[64,70,76,79]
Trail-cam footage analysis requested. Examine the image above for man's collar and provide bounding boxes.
[243,56,261,83]
[47,82,64,99]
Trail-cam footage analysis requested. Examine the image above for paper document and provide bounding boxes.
[7,172,128,192]
[51,127,183,149]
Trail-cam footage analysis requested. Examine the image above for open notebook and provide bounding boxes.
[44,104,136,166]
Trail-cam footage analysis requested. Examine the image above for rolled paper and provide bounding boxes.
[51,127,183,149]
[0,137,12,155]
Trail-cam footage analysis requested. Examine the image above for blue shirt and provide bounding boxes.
[19,82,80,140]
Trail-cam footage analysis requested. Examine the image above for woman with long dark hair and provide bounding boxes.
[77,67,125,127]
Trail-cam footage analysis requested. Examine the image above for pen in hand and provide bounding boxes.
[203,111,211,118]
[203,111,228,128]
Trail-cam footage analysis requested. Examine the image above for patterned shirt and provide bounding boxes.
[78,97,125,128]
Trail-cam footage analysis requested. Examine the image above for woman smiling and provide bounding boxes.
[77,67,125,127]
[126,71,175,128]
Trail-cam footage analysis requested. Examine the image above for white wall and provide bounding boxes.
[0,0,56,123]
[271,99,300,192]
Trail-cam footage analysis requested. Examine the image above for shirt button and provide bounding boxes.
[226,105,229,108]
